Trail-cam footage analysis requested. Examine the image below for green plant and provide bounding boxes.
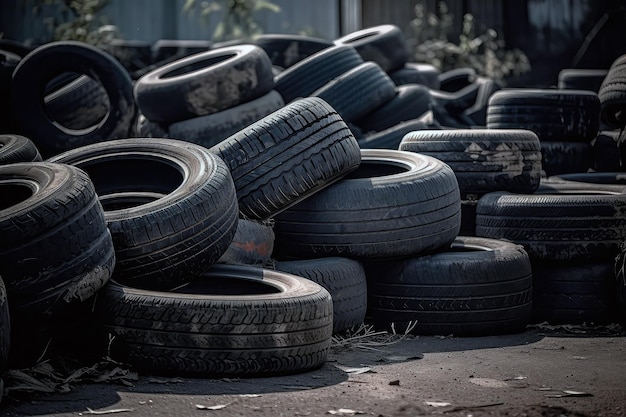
[410,1,530,84]
[182,0,280,42]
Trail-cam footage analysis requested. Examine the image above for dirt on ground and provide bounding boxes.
[1,323,625,417]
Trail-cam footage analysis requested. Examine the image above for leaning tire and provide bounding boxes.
[273,149,461,259]
[209,97,361,220]
[276,257,368,334]
[364,236,533,336]
[94,264,333,377]
[49,138,239,289]
[252,34,333,69]
[0,134,42,164]
[10,41,138,158]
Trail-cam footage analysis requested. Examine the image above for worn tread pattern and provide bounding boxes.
[598,54,626,128]
[218,219,275,266]
[539,141,593,176]
[210,97,361,220]
[0,134,42,164]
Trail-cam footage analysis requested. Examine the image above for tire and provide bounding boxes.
[0,162,114,316]
[430,82,480,115]
[252,34,333,69]
[388,62,440,89]
[275,257,368,334]
[593,131,621,172]
[94,264,333,377]
[475,179,626,263]
[217,219,275,267]
[438,67,476,92]
[168,90,285,148]
[399,129,542,196]
[273,149,461,259]
[100,39,153,76]
[311,62,397,123]
[461,76,502,126]
[364,236,533,336]
[48,138,239,289]
[334,24,409,72]
[552,172,626,185]
[209,97,361,220]
[274,45,364,103]
[558,69,608,92]
[486,89,601,142]
[10,41,138,158]
[460,198,478,236]
[0,134,42,164]
[615,244,626,326]
[136,114,169,138]
[151,39,213,63]
[357,118,433,150]
[540,141,593,176]
[354,84,432,133]
[0,276,10,377]
[134,45,275,124]
[532,261,616,324]
[598,54,626,128]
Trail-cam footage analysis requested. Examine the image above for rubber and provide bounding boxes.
[334,24,409,72]
[94,264,333,377]
[49,138,239,289]
[273,149,461,259]
[558,68,608,92]
[0,134,42,164]
[598,54,626,128]
[252,34,333,68]
[209,97,361,220]
[217,219,275,266]
[364,236,533,336]
[388,62,440,89]
[539,141,593,176]
[358,118,433,149]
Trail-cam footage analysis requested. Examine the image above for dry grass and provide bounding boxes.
[331,321,418,351]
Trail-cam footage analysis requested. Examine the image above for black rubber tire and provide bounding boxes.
[209,97,361,220]
[10,41,138,159]
[430,82,481,115]
[531,261,616,325]
[44,74,110,131]
[388,62,440,90]
[274,45,364,104]
[615,244,626,326]
[134,45,275,124]
[252,34,333,69]
[364,236,533,336]
[334,24,409,73]
[0,134,42,164]
[151,39,213,63]
[94,264,333,377]
[438,67,476,92]
[0,162,114,316]
[48,138,239,290]
[539,141,594,176]
[273,149,461,259]
[399,129,542,196]
[593,131,622,172]
[0,39,34,57]
[486,89,601,142]
[357,118,433,150]
[354,84,432,133]
[461,76,502,126]
[168,90,285,148]
[136,115,169,138]
[276,257,368,334]
[598,54,626,128]
[217,219,275,267]
[460,198,478,236]
[552,172,626,185]
[0,276,10,378]
[475,179,626,263]
[558,69,608,92]
[100,39,153,76]
[311,62,397,123]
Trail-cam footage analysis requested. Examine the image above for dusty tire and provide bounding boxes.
[276,257,368,334]
[487,89,601,142]
[252,34,333,69]
[334,24,409,73]
[0,134,42,164]
[273,149,461,259]
[134,45,275,124]
[94,264,333,377]
[209,97,361,220]
[364,236,533,336]
[598,54,626,128]
[475,180,626,263]
[168,90,285,148]
[274,45,364,103]
[10,41,138,158]
[48,138,239,289]
[218,219,275,267]
[400,129,542,196]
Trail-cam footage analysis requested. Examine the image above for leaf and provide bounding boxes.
[327,409,365,416]
[343,367,374,375]
[195,403,230,410]
[425,401,451,407]
[80,408,134,415]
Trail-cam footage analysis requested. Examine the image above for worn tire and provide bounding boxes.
[399,129,542,196]
[558,68,608,92]
[389,62,440,89]
[252,34,333,69]
[0,134,42,164]
[276,257,368,334]
[438,67,476,92]
[217,219,275,267]
[334,24,409,72]
[358,118,433,150]
[598,54,626,128]
[475,179,626,263]
[151,39,213,63]
[94,264,333,377]
[10,41,138,158]
[49,138,239,289]
[540,141,593,176]
[274,149,461,259]
[209,97,361,220]
[134,45,275,124]
[364,236,533,336]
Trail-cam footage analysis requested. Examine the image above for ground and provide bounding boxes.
[1,324,625,417]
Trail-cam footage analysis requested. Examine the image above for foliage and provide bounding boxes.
[409,1,530,84]
[182,0,281,42]
[26,0,119,45]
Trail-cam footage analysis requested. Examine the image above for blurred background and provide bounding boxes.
[2,0,625,87]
